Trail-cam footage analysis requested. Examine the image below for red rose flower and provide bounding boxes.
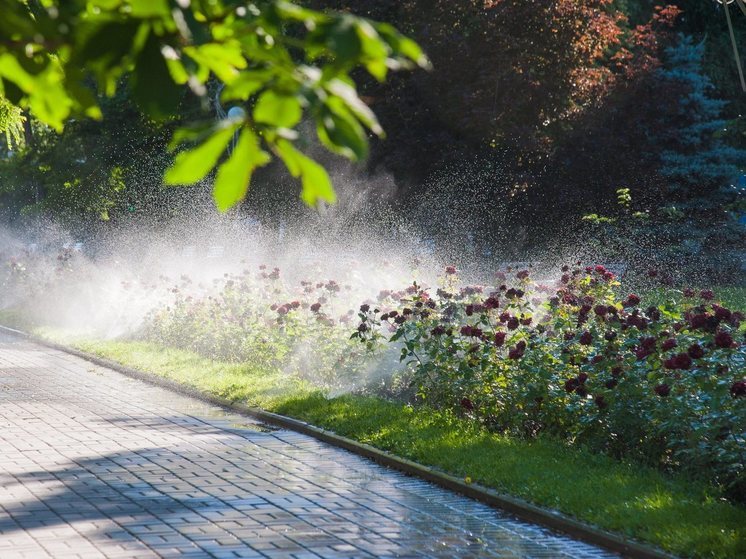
[654,383,671,397]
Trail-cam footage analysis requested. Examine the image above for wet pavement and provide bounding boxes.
[0,333,619,558]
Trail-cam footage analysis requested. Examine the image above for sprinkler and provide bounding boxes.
[717,0,746,91]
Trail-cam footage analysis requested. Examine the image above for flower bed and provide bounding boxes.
[353,265,746,502]
[139,262,746,501]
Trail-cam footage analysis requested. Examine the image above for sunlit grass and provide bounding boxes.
[60,338,746,559]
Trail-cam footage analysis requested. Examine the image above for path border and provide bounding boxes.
[0,324,677,559]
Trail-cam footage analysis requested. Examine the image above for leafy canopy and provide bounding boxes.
[0,0,429,210]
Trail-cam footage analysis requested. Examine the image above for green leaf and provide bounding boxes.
[327,17,362,63]
[164,124,237,185]
[376,23,431,69]
[276,139,336,207]
[356,20,388,60]
[0,53,36,93]
[316,107,367,161]
[184,42,246,84]
[127,0,170,18]
[222,70,272,101]
[326,78,383,136]
[130,30,182,120]
[253,91,302,128]
[213,129,271,212]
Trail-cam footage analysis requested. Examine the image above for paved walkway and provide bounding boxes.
[0,333,617,559]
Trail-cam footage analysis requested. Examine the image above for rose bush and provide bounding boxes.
[354,265,746,501]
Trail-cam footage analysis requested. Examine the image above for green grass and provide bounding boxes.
[57,338,746,559]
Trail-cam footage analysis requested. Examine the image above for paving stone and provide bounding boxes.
[0,333,619,558]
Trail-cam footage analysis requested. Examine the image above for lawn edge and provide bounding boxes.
[0,324,678,559]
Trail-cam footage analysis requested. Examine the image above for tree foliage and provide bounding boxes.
[656,34,746,192]
[0,0,428,210]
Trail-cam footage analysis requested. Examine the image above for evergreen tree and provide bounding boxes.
[657,34,746,195]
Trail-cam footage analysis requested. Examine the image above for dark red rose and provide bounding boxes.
[687,343,704,359]
[713,305,732,321]
[595,265,607,274]
[611,366,623,377]
[484,296,500,310]
[494,331,506,346]
[388,310,398,317]
[654,383,671,397]
[357,323,368,332]
[661,338,677,351]
[564,378,579,393]
[499,312,511,323]
[575,385,588,397]
[431,326,446,336]
[715,330,734,349]
[591,355,603,364]
[394,316,406,324]
[445,266,457,275]
[564,331,576,341]
[577,372,589,384]
[310,302,321,313]
[683,288,695,297]
[646,307,661,321]
[579,331,593,345]
[635,347,653,361]
[665,352,692,370]
[507,317,520,330]
[700,290,715,301]
[508,340,526,359]
[461,325,483,338]
[731,380,746,398]
[676,352,693,369]
[290,301,300,309]
[360,304,370,313]
[688,313,710,330]
[520,317,532,326]
[402,308,413,316]
[594,395,607,409]
[641,336,657,349]
[605,379,618,389]
[604,330,617,341]
[465,304,474,316]
[516,270,530,280]
[594,305,608,317]
[506,288,525,299]
[460,397,475,410]
[623,294,641,307]
[626,314,648,330]
[277,306,288,315]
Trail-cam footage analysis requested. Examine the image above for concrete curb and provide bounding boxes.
[0,325,678,559]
